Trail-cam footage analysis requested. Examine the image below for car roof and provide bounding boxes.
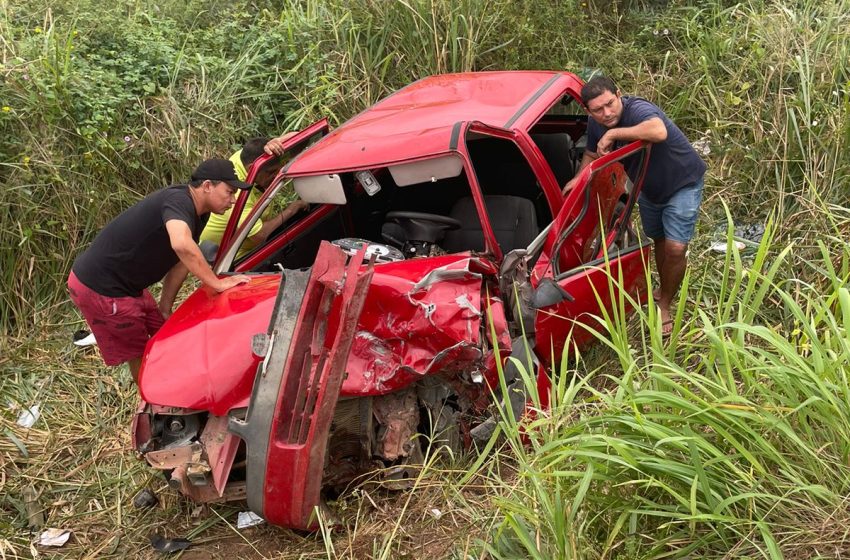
[286,71,580,176]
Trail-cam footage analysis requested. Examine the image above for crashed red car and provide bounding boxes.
[132,71,652,530]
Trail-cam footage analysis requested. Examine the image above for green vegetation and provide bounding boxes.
[1,0,848,557]
[485,221,850,558]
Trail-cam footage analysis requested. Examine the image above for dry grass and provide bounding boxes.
[0,330,497,559]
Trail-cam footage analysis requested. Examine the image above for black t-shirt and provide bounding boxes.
[587,96,706,204]
[73,185,209,297]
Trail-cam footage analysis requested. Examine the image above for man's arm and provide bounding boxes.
[165,220,250,292]
[562,150,600,194]
[247,200,309,245]
[159,262,189,318]
[263,131,299,156]
[597,117,667,155]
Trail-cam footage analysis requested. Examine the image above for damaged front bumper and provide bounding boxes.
[228,242,374,530]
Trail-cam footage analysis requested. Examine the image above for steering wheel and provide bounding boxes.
[385,211,461,229]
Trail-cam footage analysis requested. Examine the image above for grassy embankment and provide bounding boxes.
[1,0,848,557]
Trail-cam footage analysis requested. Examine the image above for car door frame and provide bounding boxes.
[532,140,653,356]
[215,118,331,270]
[534,140,651,279]
[460,121,565,262]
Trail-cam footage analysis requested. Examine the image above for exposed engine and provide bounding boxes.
[322,379,465,493]
[330,238,405,262]
[134,409,247,503]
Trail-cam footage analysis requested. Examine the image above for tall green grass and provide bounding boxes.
[482,212,850,558]
[623,0,850,226]
[1,1,849,556]
[0,0,519,333]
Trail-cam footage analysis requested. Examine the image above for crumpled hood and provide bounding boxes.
[342,255,507,395]
[138,275,280,415]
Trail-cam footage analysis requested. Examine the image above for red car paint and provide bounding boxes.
[285,72,577,176]
[133,71,652,530]
[138,275,278,415]
[346,254,507,396]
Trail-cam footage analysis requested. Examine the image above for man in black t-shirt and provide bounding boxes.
[68,159,252,382]
[564,76,706,335]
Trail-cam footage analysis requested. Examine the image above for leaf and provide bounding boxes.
[4,429,29,458]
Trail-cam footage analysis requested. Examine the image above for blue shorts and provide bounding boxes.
[638,178,704,243]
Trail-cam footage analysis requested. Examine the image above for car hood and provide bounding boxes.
[138,275,280,415]
[138,256,506,411]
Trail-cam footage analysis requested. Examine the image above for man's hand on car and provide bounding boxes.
[597,132,616,156]
[562,177,578,195]
[288,199,310,214]
[213,274,251,292]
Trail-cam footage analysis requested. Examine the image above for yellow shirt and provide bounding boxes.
[199,150,264,256]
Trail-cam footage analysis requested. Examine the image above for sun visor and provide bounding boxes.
[293,174,346,204]
[388,155,464,187]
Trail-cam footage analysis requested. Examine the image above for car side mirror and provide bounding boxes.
[531,278,574,308]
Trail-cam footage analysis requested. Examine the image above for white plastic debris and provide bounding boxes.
[692,137,711,157]
[710,241,746,253]
[428,508,443,520]
[38,528,71,547]
[237,511,265,529]
[16,405,40,428]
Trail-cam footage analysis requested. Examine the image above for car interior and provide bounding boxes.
[232,135,592,272]
[227,95,623,274]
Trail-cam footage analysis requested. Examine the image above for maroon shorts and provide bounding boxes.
[67,271,165,366]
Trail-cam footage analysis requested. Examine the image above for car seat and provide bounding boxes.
[530,133,574,186]
[442,195,538,254]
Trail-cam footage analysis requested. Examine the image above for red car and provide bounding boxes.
[132,71,652,530]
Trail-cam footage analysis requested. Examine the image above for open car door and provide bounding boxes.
[215,119,331,265]
[533,141,652,359]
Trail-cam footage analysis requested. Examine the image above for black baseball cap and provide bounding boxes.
[191,159,251,190]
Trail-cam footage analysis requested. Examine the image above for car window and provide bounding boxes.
[543,94,579,116]
[527,91,589,191]
[216,130,326,271]
[456,132,552,257]
[227,157,481,273]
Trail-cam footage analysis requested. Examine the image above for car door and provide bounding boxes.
[215,118,331,266]
[533,141,652,358]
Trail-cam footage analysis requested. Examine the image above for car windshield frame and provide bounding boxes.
[216,149,496,273]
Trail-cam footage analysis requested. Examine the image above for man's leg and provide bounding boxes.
[656,240,688,332]
[128,290,166,385]
[656,179,703,334]
[638,196,665,302]
[653,238,666,301]
[68,272,159,378]
[128,357,143,384]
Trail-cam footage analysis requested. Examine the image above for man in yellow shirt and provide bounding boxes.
[200,135,308,257]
